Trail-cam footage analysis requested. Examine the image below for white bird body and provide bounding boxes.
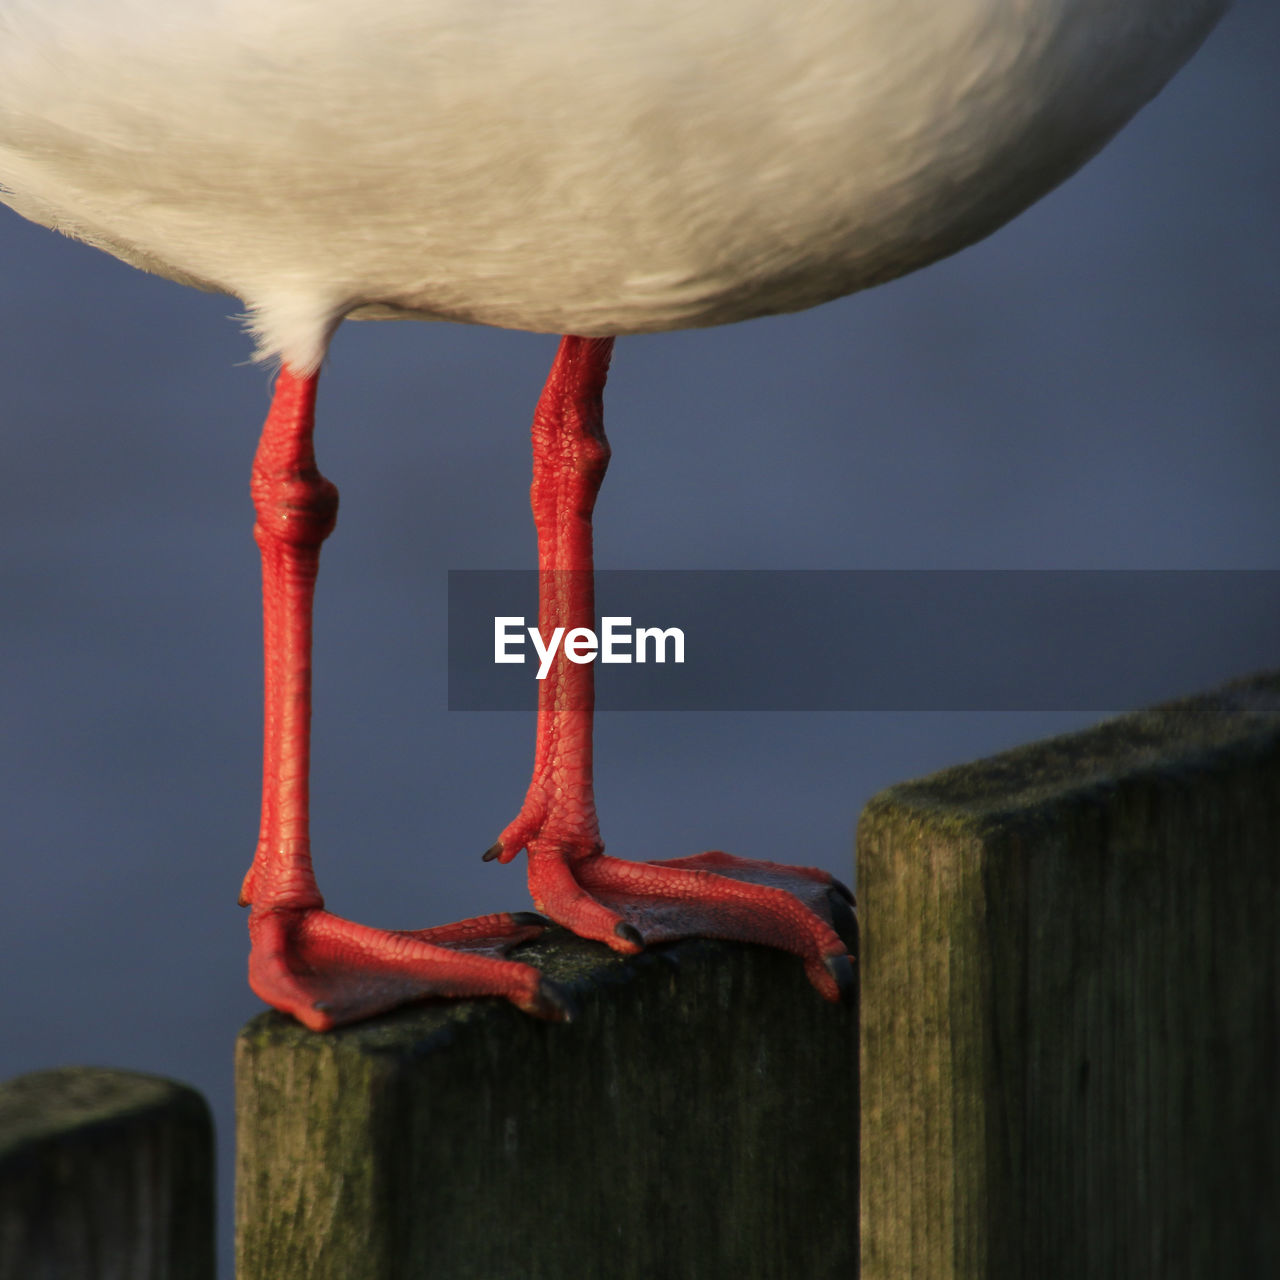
[0,0,1237,1036]
[0,0,1227,371]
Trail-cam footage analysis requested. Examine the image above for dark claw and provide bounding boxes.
[824,953,856,1004]
[614,921,644,949]
[826,886,858,944]
[510,911,550,927]
[482,841,503,863]
[534,979,579,1023]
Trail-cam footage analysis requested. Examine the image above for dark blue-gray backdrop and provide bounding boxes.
[2,5,1276,1274]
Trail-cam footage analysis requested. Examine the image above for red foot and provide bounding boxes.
[247,905,572,1032]
[521,846,856,1002]
[488,339,855,1005]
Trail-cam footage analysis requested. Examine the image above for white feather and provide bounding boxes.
[0,0,1228,372]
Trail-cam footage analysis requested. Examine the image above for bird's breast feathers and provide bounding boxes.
[0,0,1228,368]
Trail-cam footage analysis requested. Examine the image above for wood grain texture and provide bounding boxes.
[0,1066,215,1280]
[237,925,858,1280]
[859,671,1280,1279]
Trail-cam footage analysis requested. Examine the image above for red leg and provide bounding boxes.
[487,337,855,1002]
[239,367,570,1030]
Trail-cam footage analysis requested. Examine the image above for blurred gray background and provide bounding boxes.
[1,4,1276,1274]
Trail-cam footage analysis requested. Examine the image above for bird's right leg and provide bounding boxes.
[487,337,855,1003]
[238,367,569,1030]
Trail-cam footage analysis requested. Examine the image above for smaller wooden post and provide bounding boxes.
[859,671,1280,1279]
[237,926,858,1280]
[0,1066,215,1280]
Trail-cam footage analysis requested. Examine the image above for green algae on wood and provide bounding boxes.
[859,670,1280,1280]
[237,927,858,1280]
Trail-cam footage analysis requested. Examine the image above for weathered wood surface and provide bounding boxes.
[0,1066,215,1280]
[859,670,1280,1280]
[237,923,858,1280]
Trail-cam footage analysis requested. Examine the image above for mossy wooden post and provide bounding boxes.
[859,671,1280,1279]
[0,1066,215,1280]
[237,926,858,1280]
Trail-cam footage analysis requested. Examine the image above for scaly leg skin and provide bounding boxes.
[486,337,855,1002]
[239,367,570,1031]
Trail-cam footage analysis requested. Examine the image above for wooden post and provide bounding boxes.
[0,1066,215,1280]
[237,926,858,1280]
[859,671,1280,1279]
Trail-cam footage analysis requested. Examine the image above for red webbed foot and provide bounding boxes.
[486,337,855,1004]
[247,905,573,1031]
[493,836,856,1003]
[239,367,575,1032]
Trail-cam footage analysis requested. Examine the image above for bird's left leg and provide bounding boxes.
[238,367,567,1030]
[486,337,854,1002]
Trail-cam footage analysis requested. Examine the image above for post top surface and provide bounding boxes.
[0,1065,210,1164]
[863,670,1280,836]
